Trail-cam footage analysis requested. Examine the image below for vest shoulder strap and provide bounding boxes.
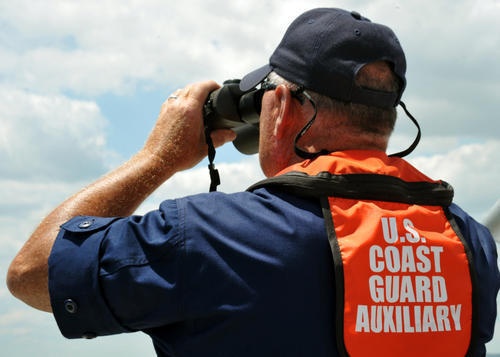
[248,171,454,206]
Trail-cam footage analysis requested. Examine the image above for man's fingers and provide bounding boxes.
[210,129,237,148]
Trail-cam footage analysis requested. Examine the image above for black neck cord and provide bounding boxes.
[294,97,421,160]
[389,101,421,158]
[294,91,330,160]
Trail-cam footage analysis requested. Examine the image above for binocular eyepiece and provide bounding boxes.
[203,79,263,155]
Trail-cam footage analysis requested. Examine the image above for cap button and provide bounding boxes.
[351,11,362,20]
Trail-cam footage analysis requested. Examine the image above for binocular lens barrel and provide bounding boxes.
[203,80,262,155]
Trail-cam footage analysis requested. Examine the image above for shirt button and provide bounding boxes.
[78,220,93,229]
[64,299,78,314]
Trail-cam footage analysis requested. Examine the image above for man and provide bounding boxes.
[7,7,499,357]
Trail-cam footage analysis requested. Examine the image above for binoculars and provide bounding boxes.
[203,79,263,155]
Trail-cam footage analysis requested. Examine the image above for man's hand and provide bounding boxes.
[142,80,236,174]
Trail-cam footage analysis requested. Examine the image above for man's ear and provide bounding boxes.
[272,85,295,139]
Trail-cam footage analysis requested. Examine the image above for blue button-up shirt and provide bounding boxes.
[48,188,499,356]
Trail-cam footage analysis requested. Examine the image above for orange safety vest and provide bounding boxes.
[248,151,478,357]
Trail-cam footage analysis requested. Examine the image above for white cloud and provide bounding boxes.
[339,0,500,142]
[0,0,288,96]
[0,308,47,334]
[3,0,497,142]
[0,87,110,181]
[408,140,500,220]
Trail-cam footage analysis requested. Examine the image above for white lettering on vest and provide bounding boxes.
[369,245,443,273]
[368,275,448,303]
[355,304,463,333]
[353,216,463,335]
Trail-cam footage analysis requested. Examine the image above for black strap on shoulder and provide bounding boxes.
[248,171,454,206]
[320,196,349,357]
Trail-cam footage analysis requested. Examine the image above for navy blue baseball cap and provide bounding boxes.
[240,8,407,108]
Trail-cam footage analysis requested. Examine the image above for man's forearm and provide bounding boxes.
[6,149,175,312]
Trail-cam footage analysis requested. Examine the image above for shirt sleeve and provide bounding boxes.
[48,199,185,339]
[449,203,500,354]
[48,215,129,339]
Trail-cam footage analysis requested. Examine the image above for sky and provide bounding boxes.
[0,0,499,355]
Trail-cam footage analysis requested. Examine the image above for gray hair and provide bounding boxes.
[265,68,398,136]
